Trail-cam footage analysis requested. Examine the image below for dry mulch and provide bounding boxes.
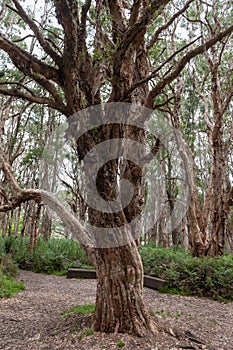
[0,270,232,350]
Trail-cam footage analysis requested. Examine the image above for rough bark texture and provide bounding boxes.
[94,243,156,335]
[170,64,231,257]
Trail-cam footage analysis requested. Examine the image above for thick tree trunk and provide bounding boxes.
[70,33,156,335]
[75,105,158,335]
[93,242,156,335]
[86,124,157,335]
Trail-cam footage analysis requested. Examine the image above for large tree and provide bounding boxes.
[0,0,233,336]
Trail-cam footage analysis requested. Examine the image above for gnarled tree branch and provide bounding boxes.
[11,0,62,66]
[0,87,67,115]
[0,33,61,86]
[147,24,233,108]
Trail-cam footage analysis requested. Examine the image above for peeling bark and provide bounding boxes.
[94,242,157,336]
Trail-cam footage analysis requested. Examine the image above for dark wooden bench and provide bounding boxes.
[67,268,97,279]
[67,268,167,290]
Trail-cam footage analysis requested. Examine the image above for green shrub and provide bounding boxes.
[0,235,91,275]
[0,254,25,298]
[0,235,7,257]
[141,245,233,301]
[85,328,94,336]
[0,250,24,298]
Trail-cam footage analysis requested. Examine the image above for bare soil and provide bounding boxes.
[0,270,232,350]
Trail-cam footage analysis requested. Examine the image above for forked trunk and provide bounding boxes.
[74,107,158,335]
[70,38,156,334]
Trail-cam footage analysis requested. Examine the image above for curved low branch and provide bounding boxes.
[0,188,92,246]
[40,190,92,246]
[0,149,91,245]
[0,190,41,212]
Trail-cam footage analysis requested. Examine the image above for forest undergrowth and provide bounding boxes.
[0,235,232,301]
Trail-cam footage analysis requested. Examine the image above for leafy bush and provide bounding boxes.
[141,245,233,301]
[0,235,91,275]
[0,253,25,298]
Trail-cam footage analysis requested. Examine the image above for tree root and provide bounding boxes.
[150,314,212,349]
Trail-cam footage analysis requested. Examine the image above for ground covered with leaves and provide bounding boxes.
[0,270,232,350]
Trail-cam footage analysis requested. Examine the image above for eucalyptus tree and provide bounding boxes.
[176,0,233,256]
[0,0,233,336]
[0,93,58,244]
[146,0,233,256]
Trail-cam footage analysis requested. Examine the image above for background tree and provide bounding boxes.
[176,0,233,256]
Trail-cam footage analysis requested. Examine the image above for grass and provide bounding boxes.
[85,328,94,336]
[70,327,77,334]
[78,333,84,341]
[61,304,96,317]
[77,328,94,340]
[0,269,25,298]
[62,304,95,339]
[150,309,185,319]
[117,340,126,347]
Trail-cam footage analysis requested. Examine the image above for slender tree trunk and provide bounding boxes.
[0,213,7,237]
[29,203,41,251]
[40,208,52,240]
[13,206,21,236]
[171,97,228,257]
[147,224,157,245]
[7,210,13,236]
[20,203,29,237]
[204,131,226,256]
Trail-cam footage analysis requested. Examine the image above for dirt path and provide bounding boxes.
[0,270,232,350]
